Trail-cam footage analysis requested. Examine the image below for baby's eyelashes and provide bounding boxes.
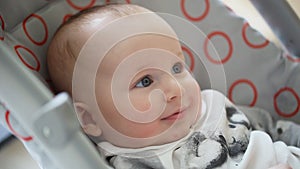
[172,62,182,74]
[132,62,185,89]
[135,75,153,88]
[172,62,186,75]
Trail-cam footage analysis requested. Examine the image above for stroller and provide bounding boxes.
[0,0,300,168]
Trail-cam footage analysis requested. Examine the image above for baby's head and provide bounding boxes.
[47,4,201,148]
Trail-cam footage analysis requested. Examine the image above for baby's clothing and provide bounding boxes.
[98,90,300,169]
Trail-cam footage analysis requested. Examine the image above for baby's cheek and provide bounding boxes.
[127,122,166,138]
[183,75,200,93]
[129,93,152,112]
[184,77,201,114]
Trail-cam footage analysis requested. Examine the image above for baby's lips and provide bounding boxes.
[161,106,188,120]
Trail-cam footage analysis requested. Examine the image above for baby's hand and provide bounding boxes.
[268,164,292,169]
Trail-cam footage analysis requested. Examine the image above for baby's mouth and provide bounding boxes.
[161,107,187,121]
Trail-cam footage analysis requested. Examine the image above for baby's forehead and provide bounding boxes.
[74,7,181,74]
[97,34,183,69]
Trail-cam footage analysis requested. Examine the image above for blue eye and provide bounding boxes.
[135,76,153,88]
[172,62,183,74]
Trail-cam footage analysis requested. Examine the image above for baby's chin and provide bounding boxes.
[152,126,192,146]
[147,121,196,146]
[107,131,190,149]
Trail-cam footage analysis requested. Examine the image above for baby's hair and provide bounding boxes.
[54,5,105,34]
[55,4,149,38]
[47,3,150,94]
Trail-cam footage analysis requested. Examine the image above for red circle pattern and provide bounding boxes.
[228,79,258,107]
[63,14,73,23]
[181,0,210,22]
[23,13,48,46]
[242,23,269,49]
[14,45,41,71]
[204,31,233,64]
[286,54,300,63]
[182,46,195,72]
[0,15,4,40]
[1,1,298,128]
[274,87,300,118]
[67,0,96,10]
[106,0,130,4]
[5,110,33,142]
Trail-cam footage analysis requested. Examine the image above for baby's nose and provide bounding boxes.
[162,76,184,102]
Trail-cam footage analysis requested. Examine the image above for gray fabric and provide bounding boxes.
[238,105,300,147]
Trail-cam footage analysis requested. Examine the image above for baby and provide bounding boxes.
[47,4,299,169]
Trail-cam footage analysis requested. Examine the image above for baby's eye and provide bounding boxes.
[135,76,153,88]
[172,62,183,74]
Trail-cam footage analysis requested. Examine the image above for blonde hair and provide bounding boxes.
[47,4,150,94]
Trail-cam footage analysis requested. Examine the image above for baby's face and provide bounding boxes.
[95,33,201,146]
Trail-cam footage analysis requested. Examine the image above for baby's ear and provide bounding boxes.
[74,102,102,137]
